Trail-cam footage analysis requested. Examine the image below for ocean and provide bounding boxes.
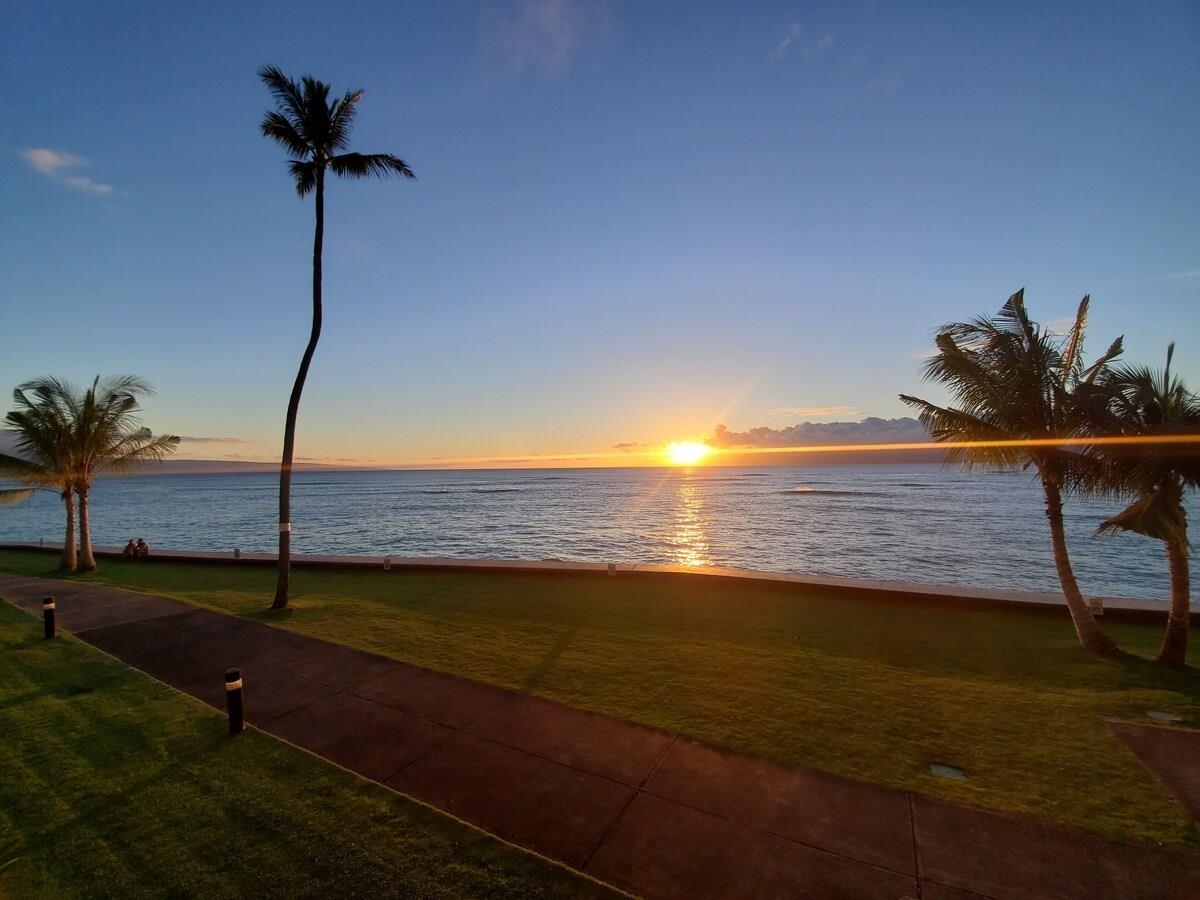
[1,464,1192,601]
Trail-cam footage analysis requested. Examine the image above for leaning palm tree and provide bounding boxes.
[259,65,415,610]
[1,379,79,571]
[900,289,1123,655]
[68,376,180,571]
[1095,345,1200,667]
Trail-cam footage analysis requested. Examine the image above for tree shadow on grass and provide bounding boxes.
[521,625,578,693]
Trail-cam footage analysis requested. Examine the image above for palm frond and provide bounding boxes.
[328,153,416,180]
[1097,487,1188,549]
[0,488,35,508]
[0,450,54,484]
[1080,336,1124,385]
[258,65,307,123]
[995,288,1038,349]
[898,394,1025,470]
[1059,295,1089,378]
[102,433,181,473]
[327,89,363,150]
[261,111,312,158]
[288,160,320,197]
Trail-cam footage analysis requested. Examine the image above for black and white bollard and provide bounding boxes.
[224,667,245,735]
[42,597,56,639]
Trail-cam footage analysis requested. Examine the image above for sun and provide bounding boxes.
[665,441,712,466]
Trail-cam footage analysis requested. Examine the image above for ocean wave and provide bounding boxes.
[416,487,522,494]
[781,487,888,497]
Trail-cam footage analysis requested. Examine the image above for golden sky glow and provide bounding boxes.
[170,432,1200,470]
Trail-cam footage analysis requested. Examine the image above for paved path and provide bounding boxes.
[3,575,1198,900]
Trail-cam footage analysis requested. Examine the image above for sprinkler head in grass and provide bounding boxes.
[929,763,967,780]
[1146,710,1183,723]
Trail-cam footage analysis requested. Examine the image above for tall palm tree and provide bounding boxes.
[900,289,1122,655]
[259,65,415,610]
[1095,345,1200,667]
[1,379,79,571]
[68,376,180,571]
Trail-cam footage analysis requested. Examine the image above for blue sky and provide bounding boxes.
[2,1,1197,466]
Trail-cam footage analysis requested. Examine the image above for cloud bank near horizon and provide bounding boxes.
[707,416,928,448]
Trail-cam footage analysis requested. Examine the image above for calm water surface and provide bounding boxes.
[0,465,1191,600]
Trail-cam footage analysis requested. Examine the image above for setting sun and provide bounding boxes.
[664,441,712,466]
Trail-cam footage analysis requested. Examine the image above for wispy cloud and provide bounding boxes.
[1157,268,1200,282]
[773,23,832,60]
[483,0,611,74]
[1042,316,1078,336]
[20,148,113,195]
[769,406,859,418]
[177,435,251,445]
[611,441,649,452]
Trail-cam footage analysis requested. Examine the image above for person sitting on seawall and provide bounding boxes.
[135,538,150,560]
[122,539,137,560]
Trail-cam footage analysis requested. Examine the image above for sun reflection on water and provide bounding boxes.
[669,475,711,567]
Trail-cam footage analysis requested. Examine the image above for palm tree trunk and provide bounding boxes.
[1156,536,1190,667]
[76,487,97,572]
[1042,479,1118,655]
[272,168,324,610]
[60,489,77,572]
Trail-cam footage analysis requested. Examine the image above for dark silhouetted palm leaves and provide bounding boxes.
[900,289,1121,654]
[1,379,79,570]
[0,376,179,571]
[1095,345,1199,666]
[259,65,414,610]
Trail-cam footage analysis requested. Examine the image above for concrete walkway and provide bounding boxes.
[3,574,1197,900]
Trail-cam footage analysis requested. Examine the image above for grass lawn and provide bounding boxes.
[0,600,619,899]
[2,548,1198,849]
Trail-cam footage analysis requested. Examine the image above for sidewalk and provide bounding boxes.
[3,574,1197,900]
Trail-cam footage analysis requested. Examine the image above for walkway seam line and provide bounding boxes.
[579,735,681,872]
[909,792,923,898]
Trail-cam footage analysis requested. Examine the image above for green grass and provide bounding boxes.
[0,599,619,899]
[3,548,1199,849]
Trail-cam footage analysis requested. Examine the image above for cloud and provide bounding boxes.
[177,435,251,445]
[768,406,859,418]
[484,0,611,73]
[20,148,113,194]
[708,417,928,449]
[1041,316,1078,336]
[611,441,649,451]
[773,23,832,60]
[1158,268,1200,282]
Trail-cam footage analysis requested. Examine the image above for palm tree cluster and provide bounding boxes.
[0,376,180,572]
[902,290,1199,666]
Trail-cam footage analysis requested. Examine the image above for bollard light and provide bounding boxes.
[42,597,56,639]
[383,556,391,571]
[233,548,241,560]
[225,667,245,735]
[607,563,616,577]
